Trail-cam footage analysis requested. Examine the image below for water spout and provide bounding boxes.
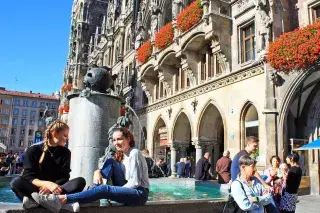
[126,104,166,177]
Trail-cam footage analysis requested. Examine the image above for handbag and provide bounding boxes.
[222,180,248,213]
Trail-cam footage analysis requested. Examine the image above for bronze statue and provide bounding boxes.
[83,66,118,93]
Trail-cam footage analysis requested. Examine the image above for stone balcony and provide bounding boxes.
[137,3,232,106]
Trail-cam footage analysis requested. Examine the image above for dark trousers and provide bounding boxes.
[10,176,86,201]
[281,211,294,213]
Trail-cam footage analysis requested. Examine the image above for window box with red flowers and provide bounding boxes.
[61,83,72,93]
[155,22,174,50]
[177,0,203,33]
[137,40,152,64]
[267,19,320,74]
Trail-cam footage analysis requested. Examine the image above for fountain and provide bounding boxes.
[0,66,229,212]
[67,67,121,187]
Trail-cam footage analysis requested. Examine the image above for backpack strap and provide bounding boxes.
[234,180,248,199]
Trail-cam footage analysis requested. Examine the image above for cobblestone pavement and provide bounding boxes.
[296,195,320,213]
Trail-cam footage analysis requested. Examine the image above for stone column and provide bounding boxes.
[263,66,279,164]
[68,94,121,187]
[170,144,177,177]
[192,138,203,164]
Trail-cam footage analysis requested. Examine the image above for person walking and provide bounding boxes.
[216,150,232,184]
[195,152,211,180]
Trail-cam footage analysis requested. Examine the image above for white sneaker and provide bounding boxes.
[31,192,62,213]
[61,202,80,212]
[22,196,39,209]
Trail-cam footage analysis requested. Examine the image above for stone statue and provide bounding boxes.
[172,0,182,19]
[82,66,118,93]
[151,14,158,40]
[256,0,273,53]
[135,28,145,50]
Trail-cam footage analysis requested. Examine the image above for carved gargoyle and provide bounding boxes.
[83,66,118,93]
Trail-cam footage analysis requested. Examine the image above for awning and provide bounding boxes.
[0,142,6,150]
[295,139,320,150]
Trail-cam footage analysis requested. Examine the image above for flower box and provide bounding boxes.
[137,40,152,64]
[267,19,320,73]
[177,0,203,32]
[155,22,174,50]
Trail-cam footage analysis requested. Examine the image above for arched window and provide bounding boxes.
[241,103,259,149]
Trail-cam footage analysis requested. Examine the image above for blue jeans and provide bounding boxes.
[66,158,149,206]
[100,158,126,186]
[66,185,149,206]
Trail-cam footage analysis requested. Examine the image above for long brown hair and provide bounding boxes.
[39,120,69,164]
[113,127,135,147]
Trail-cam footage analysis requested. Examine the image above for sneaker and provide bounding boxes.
[22,196,39,209]
[61,202,80,212]
[31,192,62,213]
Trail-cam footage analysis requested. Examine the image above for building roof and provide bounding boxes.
[0,88,58,101]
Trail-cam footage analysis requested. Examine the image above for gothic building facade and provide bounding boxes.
[64,0,320,194]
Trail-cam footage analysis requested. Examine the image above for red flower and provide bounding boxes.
[137,40,152,64]
[267,19,320,73]
[177,0,203,32]
[65,84,72,91]
[155,22,174,50]
[58,106,64,115]
[64,105,70,113]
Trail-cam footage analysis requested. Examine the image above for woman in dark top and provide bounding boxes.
[280,152,302,213]
[10,120,85,210]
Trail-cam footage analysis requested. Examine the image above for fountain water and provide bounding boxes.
[126,104,166,177]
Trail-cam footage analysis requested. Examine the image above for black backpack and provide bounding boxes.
[222,180,248,213]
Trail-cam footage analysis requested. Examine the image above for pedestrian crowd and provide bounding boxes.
[0,150,25,176]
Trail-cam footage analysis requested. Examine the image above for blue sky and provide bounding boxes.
[0,1,73,95]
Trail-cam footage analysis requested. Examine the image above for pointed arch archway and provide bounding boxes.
[172,111,194,176]
[152,116,168,161]
[198,103,225,174]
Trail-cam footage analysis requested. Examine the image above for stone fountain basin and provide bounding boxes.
[0,177,230,213]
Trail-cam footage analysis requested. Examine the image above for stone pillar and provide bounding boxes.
[170,144,177,177]
[263,66,279,165]
[68,94,121,187]
[192,138,203,164]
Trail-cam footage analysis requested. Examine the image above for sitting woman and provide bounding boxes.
[31,127,150,213]
[231,155,273,213]
[10,120,86,210]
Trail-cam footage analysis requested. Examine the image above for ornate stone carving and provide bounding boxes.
[256,0,273,54]
[216,51,230,73]
[184,67,196,86]
[137,66,264,115]
[237,0,254,12]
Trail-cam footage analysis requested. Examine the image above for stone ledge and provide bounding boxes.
[0,199,228,213]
